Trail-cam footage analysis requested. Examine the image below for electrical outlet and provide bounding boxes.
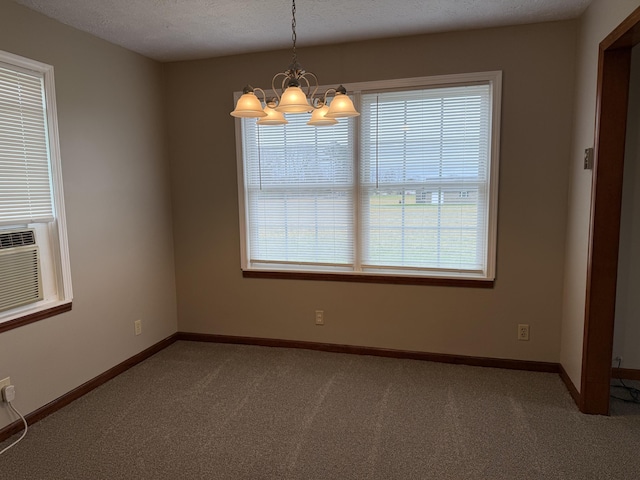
[134,319,142,336]
[2,385,15,403]
[0,377,10,392]
[518,324,530,341]
[315,310,324,325]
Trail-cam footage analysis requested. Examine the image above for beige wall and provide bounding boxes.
[0,1,177,428]
[560,0,640,391]
[165,22,577,362]
[613,44,640,369]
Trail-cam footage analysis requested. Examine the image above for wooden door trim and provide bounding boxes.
[581,6,640,414]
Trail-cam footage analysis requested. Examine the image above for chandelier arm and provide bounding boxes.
[322,88,337,107]
[301,72,319,107]
[271,73,289,101]
[299,75,311,97]
[281,75,290,93]
[252,87,267,104]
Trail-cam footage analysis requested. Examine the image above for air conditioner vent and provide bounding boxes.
[0,229,42,312]
[0,230,36,250]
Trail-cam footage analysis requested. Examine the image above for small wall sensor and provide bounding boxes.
[584,148,594,170]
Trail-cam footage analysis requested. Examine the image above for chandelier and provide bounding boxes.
[230,0,360,126]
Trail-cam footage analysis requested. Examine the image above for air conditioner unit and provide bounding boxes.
[0,229,43,313]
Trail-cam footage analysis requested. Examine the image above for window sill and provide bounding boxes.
[242,270,494,288]
[0,302,73,334]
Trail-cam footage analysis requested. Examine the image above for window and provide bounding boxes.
[0,50,72,328]
[235,72,501,284]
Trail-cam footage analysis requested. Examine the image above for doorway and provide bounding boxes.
[610,43,640,414]
[581,6,640,414]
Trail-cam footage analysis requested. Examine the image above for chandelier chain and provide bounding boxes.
[291,0,297,66]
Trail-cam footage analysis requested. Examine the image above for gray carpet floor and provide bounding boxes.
[1,341,640,479]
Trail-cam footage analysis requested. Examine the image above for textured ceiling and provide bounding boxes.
[12,0,591,62]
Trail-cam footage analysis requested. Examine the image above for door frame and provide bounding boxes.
[581,6,640,414]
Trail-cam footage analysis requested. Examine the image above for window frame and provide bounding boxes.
[235,71,501,287]
[0,50,73,330]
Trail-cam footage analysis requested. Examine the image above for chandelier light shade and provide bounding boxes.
[275,84,313,113]
[230,88,268,118]
[307,103,338,126]
[257,101,289,125]
[324,87,360,118]
[230,0,359,125]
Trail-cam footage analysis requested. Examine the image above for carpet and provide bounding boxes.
[1,341,639,479]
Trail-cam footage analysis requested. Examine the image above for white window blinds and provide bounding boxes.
[360,85,491,273]
[242,113,354,267]
[0,63,54,226]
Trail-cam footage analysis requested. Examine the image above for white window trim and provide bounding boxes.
[234,71,502,283]
[0,50,73,324]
